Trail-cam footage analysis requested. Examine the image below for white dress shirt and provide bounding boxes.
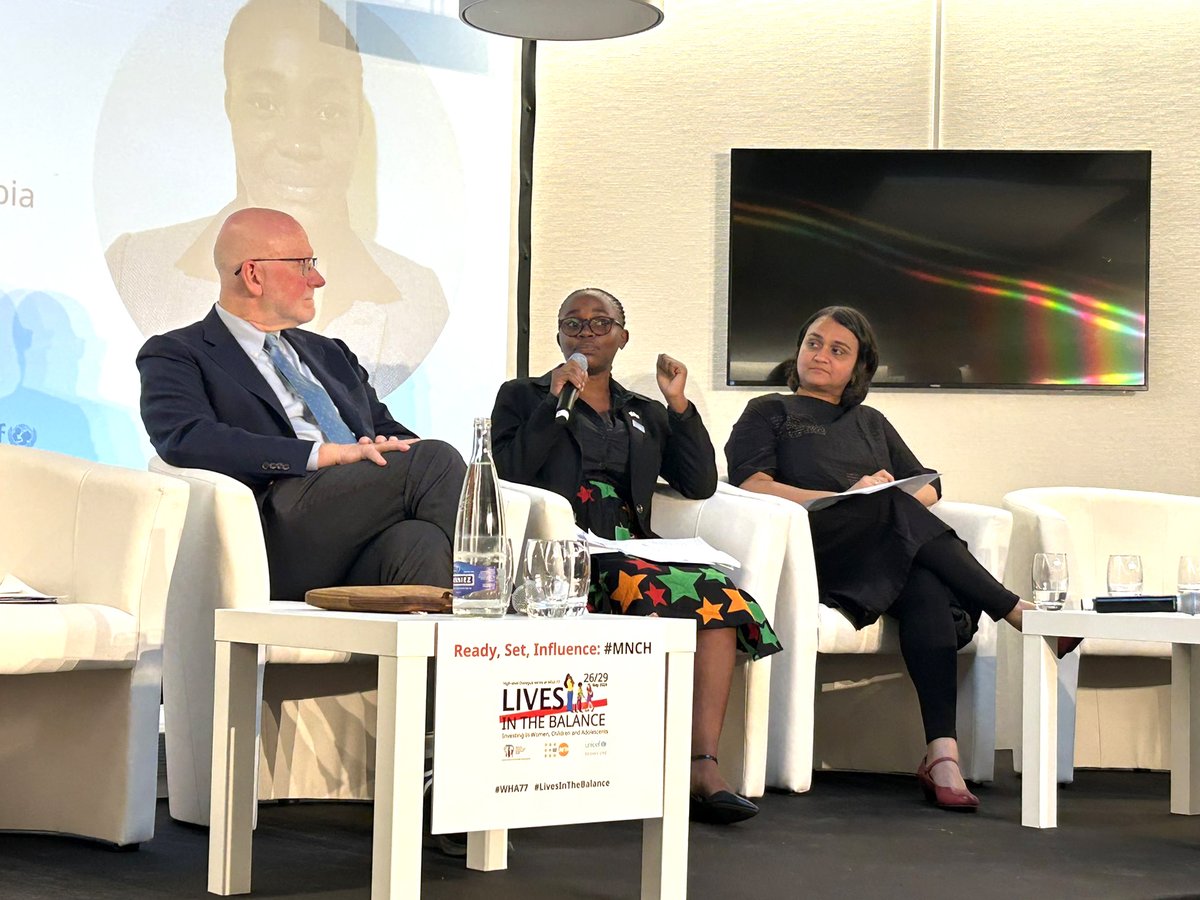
[213,303,325,471]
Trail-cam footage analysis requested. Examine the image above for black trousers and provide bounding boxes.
[260,439,466,600]
[888,531,1020,744]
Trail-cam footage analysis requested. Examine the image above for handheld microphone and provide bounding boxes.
[555,352,589,425]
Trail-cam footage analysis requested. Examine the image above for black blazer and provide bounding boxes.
[490,372,718,537]
[137,306,415,494]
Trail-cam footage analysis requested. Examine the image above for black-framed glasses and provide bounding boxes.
[234,257,319,277]
[558,315,623,337]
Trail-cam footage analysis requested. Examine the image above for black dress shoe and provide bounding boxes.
[689,791,759,825]
[432,833,468,857]
[425,832,517,857]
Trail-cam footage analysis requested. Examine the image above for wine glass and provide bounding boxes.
[1107,554,1143,596]
[1031,553,1068,611]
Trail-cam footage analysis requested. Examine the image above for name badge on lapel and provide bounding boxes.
[628,410,646,434]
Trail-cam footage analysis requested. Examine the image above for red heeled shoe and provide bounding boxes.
[916,756,979,812]
[1056,636,1084,658]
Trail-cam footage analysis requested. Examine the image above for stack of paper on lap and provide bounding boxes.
[580,530,740,569]
[0,573,58,603]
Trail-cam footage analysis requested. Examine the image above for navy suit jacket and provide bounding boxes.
[137,306,415,494]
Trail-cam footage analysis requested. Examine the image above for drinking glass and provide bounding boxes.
[1178,555,1200,615]
[1031,552,1068,611]
[1107,554,1143,595]
[558,540,591,617]
[509,540,538,614]
[522,539,590,618]
[520,540,561,617]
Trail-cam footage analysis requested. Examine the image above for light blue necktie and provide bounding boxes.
[264,332,355,444]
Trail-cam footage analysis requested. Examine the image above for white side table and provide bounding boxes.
[206,608,695,898]
[1021,609,1200,828]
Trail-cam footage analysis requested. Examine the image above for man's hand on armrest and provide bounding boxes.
[317,436,421,468]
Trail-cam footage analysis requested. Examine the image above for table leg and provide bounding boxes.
[1171,643,1200,815]
[466,830,508,870]
[372,655,428,899]
[208,640,259,895]
[1022,633,1058,828]
[642,648,693,900]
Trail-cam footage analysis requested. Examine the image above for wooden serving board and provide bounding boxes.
[305,584,453,614]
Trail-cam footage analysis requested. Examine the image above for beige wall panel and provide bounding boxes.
[531,0,1197,506]
[530,0,936,436]
[881,0,1200,504]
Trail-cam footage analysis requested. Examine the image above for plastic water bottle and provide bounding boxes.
[452,417,508,617]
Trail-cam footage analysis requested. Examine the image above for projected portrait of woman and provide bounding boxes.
[103,0,450,396]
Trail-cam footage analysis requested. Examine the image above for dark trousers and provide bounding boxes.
[889,531,1020,744]
[260,439,466,600]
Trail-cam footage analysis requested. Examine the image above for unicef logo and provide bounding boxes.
[6,424,37,447]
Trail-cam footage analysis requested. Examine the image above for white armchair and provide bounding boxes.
[1000,487,1200,780]
[0,445,188,846]
[502,480,790,798]
[763,493,1012,792]
[150,456,531,825]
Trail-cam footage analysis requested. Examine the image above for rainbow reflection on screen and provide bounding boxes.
[728,149,1150,390]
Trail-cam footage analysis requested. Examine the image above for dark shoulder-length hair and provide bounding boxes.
[785,305,879,408]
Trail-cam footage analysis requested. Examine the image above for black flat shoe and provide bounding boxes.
[689,790,759,824]
[688,753,760,824]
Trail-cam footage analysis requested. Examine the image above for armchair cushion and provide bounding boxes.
[1002,487,1197,659]
[0,604,139,674]
[0,444,188,846]
[1000,486,1200,774]
[149,457,531,824]
[651,483,787,621]
[814,500,1009,656]
[513,479,789,797]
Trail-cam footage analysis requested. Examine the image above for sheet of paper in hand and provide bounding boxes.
[802,472,941,513]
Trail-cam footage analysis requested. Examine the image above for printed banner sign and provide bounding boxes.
[432,618,667,833]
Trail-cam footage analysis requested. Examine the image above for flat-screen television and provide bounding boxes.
[727,149,1151,390]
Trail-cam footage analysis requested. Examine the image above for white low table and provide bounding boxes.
[1021,608,1200,828]
[207,608,695,899]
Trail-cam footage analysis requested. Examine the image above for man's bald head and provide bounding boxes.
[214,208,324,330]
[213,207,305,279]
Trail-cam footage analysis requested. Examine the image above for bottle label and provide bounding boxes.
[453,560,499,598]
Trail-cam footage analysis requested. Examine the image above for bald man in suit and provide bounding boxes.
[138,207,464,599]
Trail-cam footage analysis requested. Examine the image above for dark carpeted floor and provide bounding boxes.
[2,755,1199,899]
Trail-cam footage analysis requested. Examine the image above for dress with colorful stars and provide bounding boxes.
[574,477,781,661]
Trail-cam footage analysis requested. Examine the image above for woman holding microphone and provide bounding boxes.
[491,287,780,824]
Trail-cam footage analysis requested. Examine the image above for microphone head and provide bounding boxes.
[567,351,589,372]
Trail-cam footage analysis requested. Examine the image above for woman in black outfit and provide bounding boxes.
[491,287,781,824]
[725,305,1078,812]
